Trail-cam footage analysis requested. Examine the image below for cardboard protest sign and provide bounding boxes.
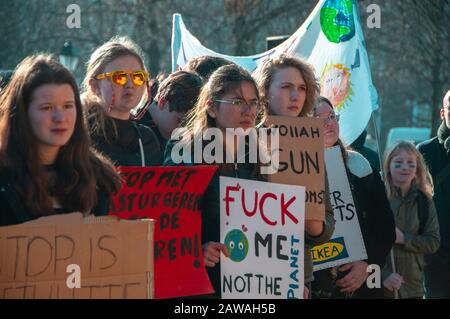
[312,146,367,271]
[265,116,325,221]
[220,177,305,299]
[0,213,154,299]
[109,166,217,299]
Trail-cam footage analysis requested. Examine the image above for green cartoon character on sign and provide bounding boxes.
[224,229,249,262]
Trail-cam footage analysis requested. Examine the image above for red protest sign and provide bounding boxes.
[109,166,218,299]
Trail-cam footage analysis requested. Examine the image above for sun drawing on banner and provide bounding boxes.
[320,63,353,111]
[224,229,249,262]
[320,0,355,43]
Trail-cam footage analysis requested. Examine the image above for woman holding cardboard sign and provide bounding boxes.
[0,55,121,226]
[253,54,336,298]
[164,64,268,297]
[311,97,395,298]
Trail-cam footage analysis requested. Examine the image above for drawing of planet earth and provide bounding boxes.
[224,229,249,262]
[320,0,355,43]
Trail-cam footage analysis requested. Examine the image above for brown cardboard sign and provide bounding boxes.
[265,116,325,220]
[0,213,154,299]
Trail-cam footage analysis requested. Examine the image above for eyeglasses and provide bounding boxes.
[315,112,340,123]
[214,99,262,112]
[95,70,149,87]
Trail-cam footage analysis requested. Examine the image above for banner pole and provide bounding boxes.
[371,110,399,299]
[390,250,399,299]
[370,111,384,173]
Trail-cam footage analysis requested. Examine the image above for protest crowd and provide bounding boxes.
[0,14,448,300]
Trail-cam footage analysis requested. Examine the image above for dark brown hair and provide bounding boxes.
[155,71,203,114]
[0,54,121,216]
[184,55,234,81]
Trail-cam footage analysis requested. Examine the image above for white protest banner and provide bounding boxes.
[171,0,378,145]
[220,177,305,299]
[312,146,367,271]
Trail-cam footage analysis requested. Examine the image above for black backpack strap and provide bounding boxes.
[417,191,429,235]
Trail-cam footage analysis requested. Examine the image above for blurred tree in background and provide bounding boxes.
[0,0,448,153]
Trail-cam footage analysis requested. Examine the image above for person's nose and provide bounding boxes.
[290,88,299,100]
[52,107,65,122]
[124,74,134,88]
[241,102,256,117]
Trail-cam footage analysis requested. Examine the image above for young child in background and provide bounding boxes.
[383,141,440,299]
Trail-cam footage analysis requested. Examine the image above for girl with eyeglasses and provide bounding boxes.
[382,141,439,299]
[253,54,335,299]
[311,97,395,299]
[82,36,162,167]
[164,64,267,298]
[0,54,121,226]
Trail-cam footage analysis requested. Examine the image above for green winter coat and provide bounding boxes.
[383,188,440,299]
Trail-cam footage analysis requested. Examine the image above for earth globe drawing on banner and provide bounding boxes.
[224,229,249,262]
[320,0,355,43]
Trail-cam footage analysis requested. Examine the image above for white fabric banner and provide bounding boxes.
[171,0,378,145]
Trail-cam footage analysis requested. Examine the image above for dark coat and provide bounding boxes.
[382,188,440,298]
[417,135,450,266]
[312,151,396,299]
[91,118,162,167]
[0,170,111,227]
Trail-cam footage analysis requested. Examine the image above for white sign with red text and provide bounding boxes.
[220,177,305,299]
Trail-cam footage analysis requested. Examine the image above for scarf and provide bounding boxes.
[437,121,450,153]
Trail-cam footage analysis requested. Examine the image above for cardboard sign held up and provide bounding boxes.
[220,177,305,299]
[265,116,325,221]
[109,166,218,299]
[0,213,154,299]
[312,146,367,271]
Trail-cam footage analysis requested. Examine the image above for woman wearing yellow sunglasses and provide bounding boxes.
[82,36,162,167]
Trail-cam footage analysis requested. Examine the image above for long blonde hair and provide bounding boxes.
[81,36,148,142]
[253,54,319,117]
[383,141,434,199]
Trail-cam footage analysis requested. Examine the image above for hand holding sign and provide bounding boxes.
[203,242,230,267]
[383,273,404,292]
[336,260,369,293]
[305,219,324,237]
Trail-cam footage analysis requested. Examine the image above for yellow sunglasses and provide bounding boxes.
[95,70,149,87]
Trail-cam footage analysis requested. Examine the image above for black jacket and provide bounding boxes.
[417,123,450,266]
[0,170,110,227]
[312,151,395,299]
[91,118,162,167]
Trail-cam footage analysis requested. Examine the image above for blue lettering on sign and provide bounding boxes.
[311,237,349,266]
[286,235,301,299]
